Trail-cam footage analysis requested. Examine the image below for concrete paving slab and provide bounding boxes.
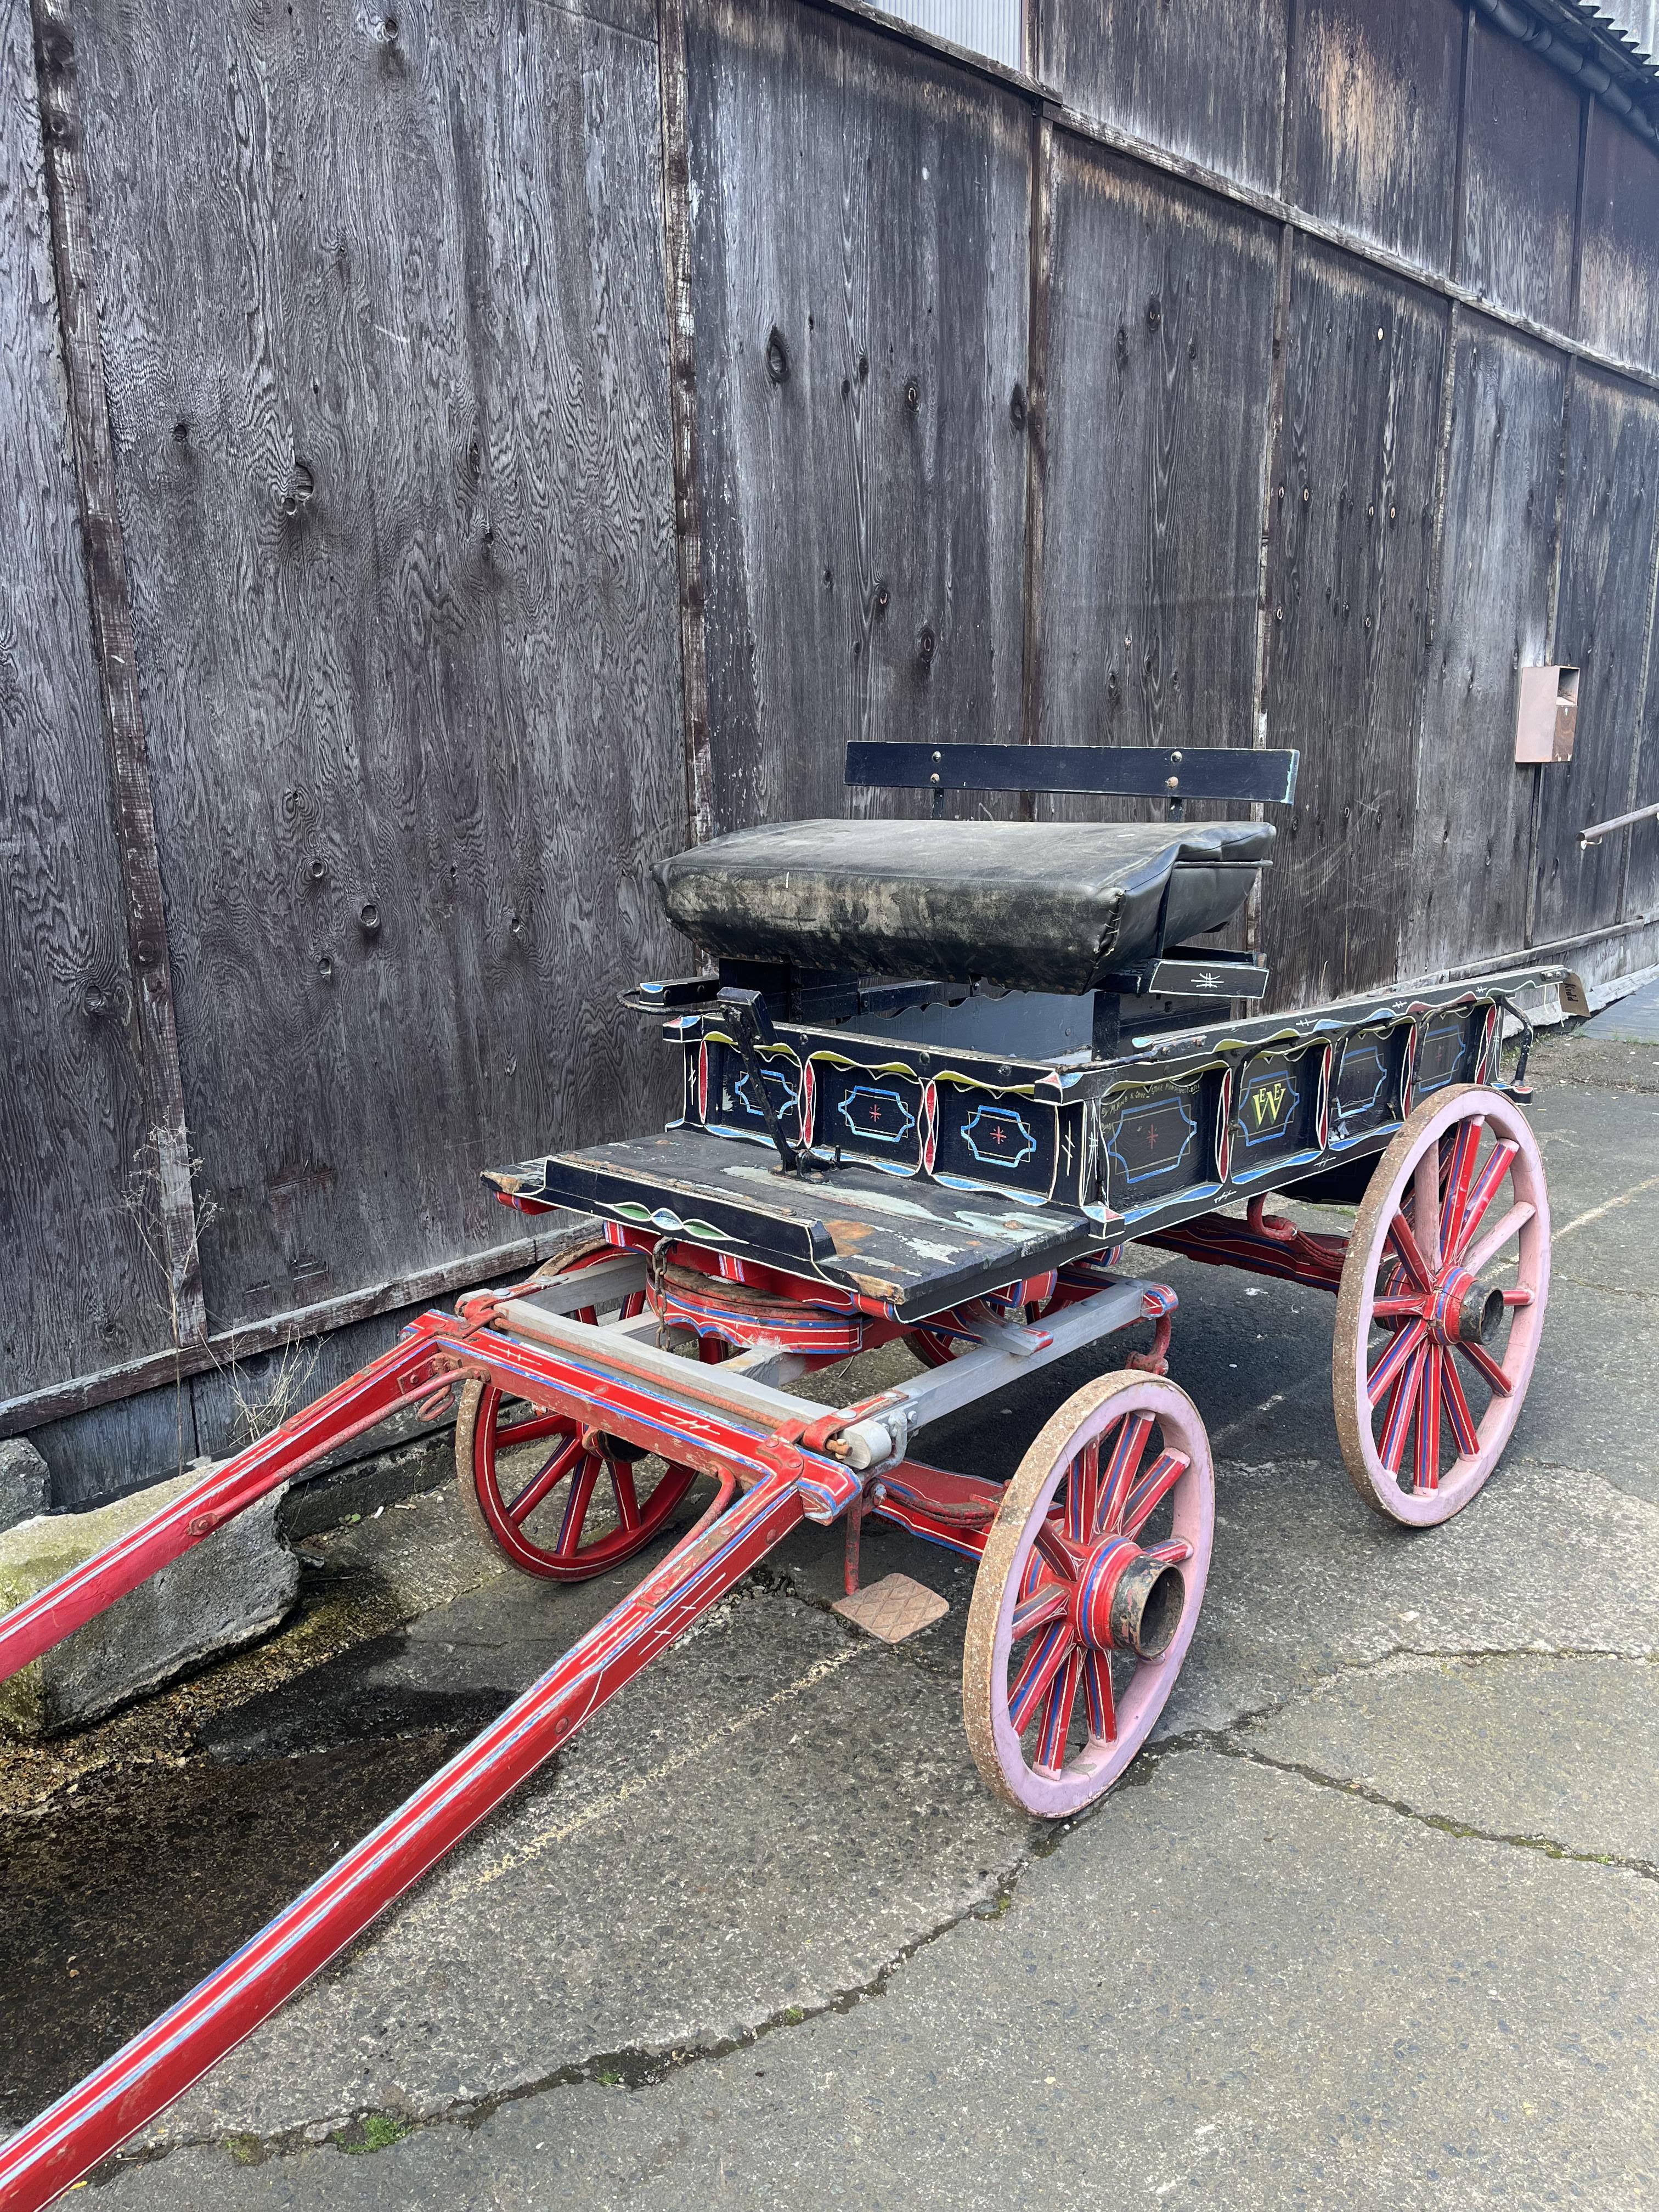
[1527,1081,1659,1252]
[1498,1279,1659,1507]
[143,1584,1027,2149]
[105,1438,1659,2163]
[1170,1452,1659,1737]
[94,1751,1659,2212]
[1242,1651,1659,1871]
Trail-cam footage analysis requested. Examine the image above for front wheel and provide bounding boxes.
[962,1371,1214,1818]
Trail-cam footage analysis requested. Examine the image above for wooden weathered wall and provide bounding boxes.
[8,0,1659,1506]
[0,0,172,1406]
[685,0,1031,828]
[73,0,687,1341]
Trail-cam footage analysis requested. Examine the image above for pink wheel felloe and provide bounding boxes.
[963,1372,1214,1817]
[1334,1084,1549,1526]
[455,1237,696,1579]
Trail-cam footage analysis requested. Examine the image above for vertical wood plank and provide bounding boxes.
[1577,101,1659,377]
[1292,0,1464,277]
[1627,563,1659,923]
[1019,105,1052,768]
[1261,239,1447,1001]
[658,0,715,847]
[1036,143,1280,799]
[1406,318,1567,975]
[1459,16,1579,336]
[1447,2,1470,285]
[1042,0,1290,196]
[69,0,685,1334]
[30,0,204,1342]
[1534,370,1659,943]
[0,0,174,1401]
[686,0,1031,830]
[1617,514,1659,923]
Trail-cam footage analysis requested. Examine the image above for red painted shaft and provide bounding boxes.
[0,1333,444,1688]
[0,1466,808,2212]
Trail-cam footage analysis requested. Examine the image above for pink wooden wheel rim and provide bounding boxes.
[1333,1084,1550,1527]
[455,1239,696,1580]
[964,1372,1214,1818]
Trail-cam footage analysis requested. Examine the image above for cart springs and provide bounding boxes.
[646,1234,678,1351]
[1494,989,1536,1097]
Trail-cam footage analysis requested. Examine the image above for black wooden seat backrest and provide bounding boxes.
[845,741,1299,819]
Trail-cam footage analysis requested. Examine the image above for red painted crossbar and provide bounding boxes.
[0,1463,811,2211]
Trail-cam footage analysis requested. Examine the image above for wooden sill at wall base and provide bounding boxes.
[0,1228,573,1441]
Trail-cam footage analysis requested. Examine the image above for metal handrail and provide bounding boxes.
[1580,798,1659,847]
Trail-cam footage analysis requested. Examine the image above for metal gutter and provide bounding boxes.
[1474,0,1659,150]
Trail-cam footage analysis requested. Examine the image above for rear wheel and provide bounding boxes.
[1333,1085,1549,1526]
[455,1235,698,1579]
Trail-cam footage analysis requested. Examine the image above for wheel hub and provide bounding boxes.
[1430,1266,1504,1347]
[1073,1533,1185,1660]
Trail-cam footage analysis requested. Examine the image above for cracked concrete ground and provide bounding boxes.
[8,1027,1659,2209]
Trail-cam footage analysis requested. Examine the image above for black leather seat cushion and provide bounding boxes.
[653,817,1272,995]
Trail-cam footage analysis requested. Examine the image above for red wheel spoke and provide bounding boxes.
[553,1454,602,1556]
[1008,1621,1074,1734]
[574,1304,599,1328]
[1145,1537,1194,1566]
[1414,1343,1443,1492]
[1032,1650,1082,1776]
[1083,1650,1116,1742]
[1034,1520,1081,1583]
[611,1460,640,1531]
[1411,1145,1444,1274]
[1067,1439,1099,1545]
[1441,1352,1481,1457]
[1379,1347,1426,1474]
[1448,1140,1518,1263]
[1372,1293,1427,1319]
[1368,1316,1427,1407]
[1386,1213,1433,1294]
[1463,1202,1532,1280]
[1436,1118,1485,1262]
[1096,1412,1154,1534]
[505,1434,582,1526]
[1120,1450,1191,1539]
[1502,1286,1533,1308]
[620,1290,646,1321]
[1011,1583,1069,1641]
[1457,1339,1514,1398]
[498,1408,571,1451]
